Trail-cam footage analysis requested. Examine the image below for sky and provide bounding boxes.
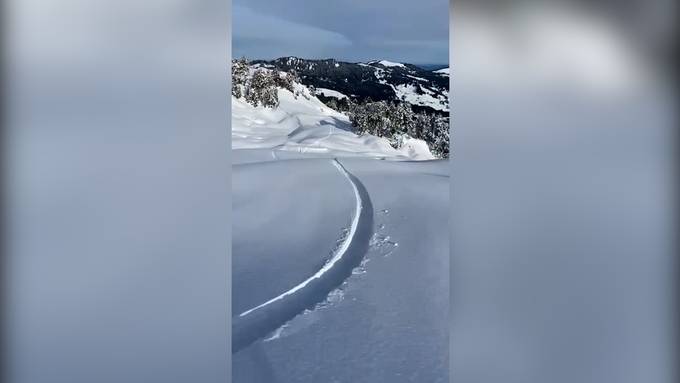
[232,0,449,65]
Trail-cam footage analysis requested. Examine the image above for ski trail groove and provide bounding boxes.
[232,159,373,353]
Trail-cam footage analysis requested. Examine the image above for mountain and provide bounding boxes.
[251,57,450,115]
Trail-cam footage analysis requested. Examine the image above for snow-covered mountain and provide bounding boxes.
[251,57,450,115]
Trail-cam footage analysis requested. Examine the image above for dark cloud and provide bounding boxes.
[232,0,448,64]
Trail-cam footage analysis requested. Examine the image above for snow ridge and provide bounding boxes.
[434,67,449,75]
[376,60,405,68]
[232,159,374,353]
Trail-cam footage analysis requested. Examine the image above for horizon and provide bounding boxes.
[233,55,449,68]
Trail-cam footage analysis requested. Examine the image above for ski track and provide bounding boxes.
[237,159,361,318]
[232,159,374,353]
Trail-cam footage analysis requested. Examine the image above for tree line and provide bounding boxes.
[346,99,449,158]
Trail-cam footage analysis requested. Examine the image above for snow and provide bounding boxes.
[376,60,405,68]
[232,82,434,160]
[407,74,428,82]
[392,83,449,112]
[237,159,363,319]
[232,157,449,382]
[231,159,357,315]
[399,137,435,159]
[374,67,387,83]
[434,67,450,75]
[315,88,348,100]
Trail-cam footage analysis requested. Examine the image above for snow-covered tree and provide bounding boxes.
[274,71,296,93]
[231,58,287,108]
[350,100,400,145]
[325,98,339,111]
[349,99,449,158]
[244,69,279,107]
[413,113,433,141]
[391,102,415,137]
[231,57,249,99]
[431,116,450,158]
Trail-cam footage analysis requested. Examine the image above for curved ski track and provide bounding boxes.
[232,159,374,353]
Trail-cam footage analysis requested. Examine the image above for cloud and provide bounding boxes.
[232,0,448,64]
[233,5,352,59]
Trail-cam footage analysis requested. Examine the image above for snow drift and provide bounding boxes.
[232,76,435,160]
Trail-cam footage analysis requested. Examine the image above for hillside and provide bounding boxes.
[232,73,434,160]
[232,60,449,159]
[251,57,450,115]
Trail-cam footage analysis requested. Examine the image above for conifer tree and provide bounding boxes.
[231,57,249,98]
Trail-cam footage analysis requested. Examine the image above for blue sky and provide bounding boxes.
[232,0,448,65]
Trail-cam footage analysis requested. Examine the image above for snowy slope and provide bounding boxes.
[434,67,450,76]
[232,82,434,160]
[232,156,449,382]
[392,83,449,111]
[373,59,406,68]
[314,87,348,100]
[232,70,448,382]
